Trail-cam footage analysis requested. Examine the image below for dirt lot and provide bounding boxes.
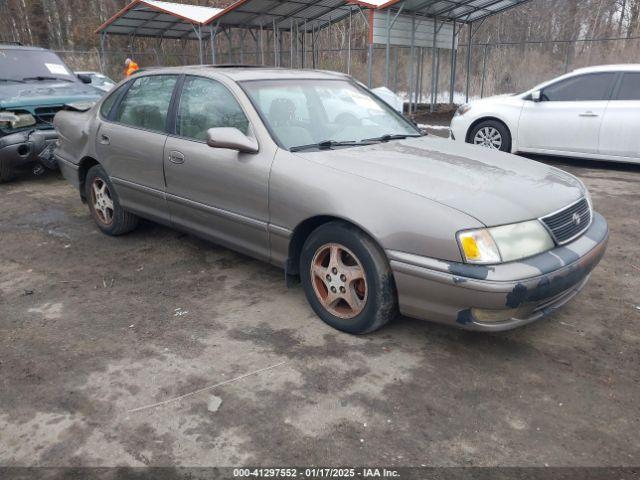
[1,148,639,467]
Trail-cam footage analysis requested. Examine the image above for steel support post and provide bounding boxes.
[224,29,232,63]
[261,23,265,65]
[449,21,457,104]
[465,21,472,103]
[481,43,488,98]
[302,20,306,68]
[209,24,217,64]
[393,46,399,92]
[408,14,416,114]
[385,9,391,87]
[99,32,106,73]
[416,47,423,107]
[430,18,438,112]
[347,8,352,75]
[199,26,204,64]
[240,29,245,64]
[273,19,278,66]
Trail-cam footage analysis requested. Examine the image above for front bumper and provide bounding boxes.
[0,129,59,171]
[448,115,472,145]
[388,212,609,331]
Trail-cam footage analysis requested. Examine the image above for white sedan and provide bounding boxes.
[449,64,640,163]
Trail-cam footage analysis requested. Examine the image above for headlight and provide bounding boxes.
[455,104,472,116]
[0,111,36,129]
[584,188,593,210]
[458,220,555,264]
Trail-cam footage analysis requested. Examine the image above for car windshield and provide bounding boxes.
[242,79,421,150]
[87,73,115,88]
[0,48,77,82]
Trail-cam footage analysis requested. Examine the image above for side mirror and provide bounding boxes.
[206,127,258,153]
[77,74,92,84]
[531,90,542,102]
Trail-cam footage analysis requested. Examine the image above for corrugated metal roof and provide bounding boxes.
[97,0,531,39]
[96,0,223,38]
[348,0,531,22]
[207,0,356,32]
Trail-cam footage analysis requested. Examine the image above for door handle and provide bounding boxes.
[168,151,185,164]
[579,111,599,117]
[99,134,110,145]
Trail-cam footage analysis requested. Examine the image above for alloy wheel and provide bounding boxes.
[473,126,503,150]
[90,177,114,226]
[310,243,368,319]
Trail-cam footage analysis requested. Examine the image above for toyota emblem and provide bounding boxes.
[572,212,582,225]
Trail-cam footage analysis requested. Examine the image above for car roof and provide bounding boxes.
[572,64,640,74]
[132,65,352,82]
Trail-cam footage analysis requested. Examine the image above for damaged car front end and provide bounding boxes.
[0,44,102,182]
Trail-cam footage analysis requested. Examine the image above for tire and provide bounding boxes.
[469,119,511,152]
[300,221,397,334]
[0,158,15,183]
[84,164,139,236]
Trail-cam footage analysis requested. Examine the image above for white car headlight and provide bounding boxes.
[0,111,36,129]
[455,104,472,116]
[457,220,555,264]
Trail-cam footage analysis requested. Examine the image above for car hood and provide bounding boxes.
[297,135,585,226]
[466,93,524,107]
[0,81,103,110]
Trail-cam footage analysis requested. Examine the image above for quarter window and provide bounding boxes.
[177,76,249,141]
[114,75,177,132]
[542,73,616,102]
[100,82,128,119]
[616,72,640,100]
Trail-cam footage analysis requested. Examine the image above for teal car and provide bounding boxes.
[0,43,103,182]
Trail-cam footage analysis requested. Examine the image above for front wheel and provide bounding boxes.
[300,221,397,334]
[469,120,511,152]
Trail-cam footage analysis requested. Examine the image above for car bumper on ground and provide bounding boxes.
[0,129,59,171]
[388,212,609,331]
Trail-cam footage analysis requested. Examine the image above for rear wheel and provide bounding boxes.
[85,164,139,236]
[300,221,397,334]
[469,120,511,152]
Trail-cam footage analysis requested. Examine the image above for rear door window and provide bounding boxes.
[114,75,178,132]
[542,73,616,101]
[615,72,640,100]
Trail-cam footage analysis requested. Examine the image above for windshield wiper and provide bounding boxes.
[362,133,423,143]
[0,78,25,83]
[290,139,370,152]
[22,76,74,83]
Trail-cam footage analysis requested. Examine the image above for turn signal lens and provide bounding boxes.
[457,229,501,264]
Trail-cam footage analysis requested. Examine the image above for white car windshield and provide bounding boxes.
[242,79,421,151]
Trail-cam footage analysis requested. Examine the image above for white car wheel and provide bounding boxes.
[473,126,503,150]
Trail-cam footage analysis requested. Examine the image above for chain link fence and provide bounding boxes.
[52,34,640,106]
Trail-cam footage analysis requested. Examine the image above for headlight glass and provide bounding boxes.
[455,104,472,116]
[0,111,36,129]
[457,229,501,264]
[489,220,555,262]
[458,220,555,264]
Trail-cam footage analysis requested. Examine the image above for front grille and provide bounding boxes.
[541,197,591,244]
[34,106,64,125]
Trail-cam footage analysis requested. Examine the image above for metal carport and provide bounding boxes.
[95,0,223,65]
[97,0,532,110]
[351,0,532,111]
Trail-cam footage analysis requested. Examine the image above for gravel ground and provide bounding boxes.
[1,146,639,467]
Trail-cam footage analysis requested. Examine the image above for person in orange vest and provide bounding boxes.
[124,58,139,77]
